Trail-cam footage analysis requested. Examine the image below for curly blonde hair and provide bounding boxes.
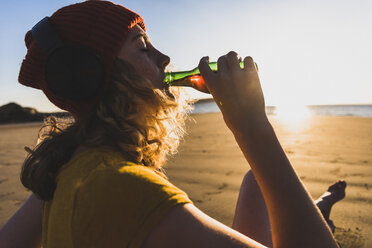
[21,58,194,200]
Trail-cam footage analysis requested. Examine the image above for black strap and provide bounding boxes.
[31,17,64,55]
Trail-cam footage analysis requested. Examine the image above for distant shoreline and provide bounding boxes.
[0,121,44,129]
[192,100,372,117]
[195,98,372,107]
[2,101,372,125]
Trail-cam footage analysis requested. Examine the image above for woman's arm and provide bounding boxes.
[142,53,338,248]
[198,53,338,247]
[0,193,43,248]
[142,203,267,248]
[232,118,336,247]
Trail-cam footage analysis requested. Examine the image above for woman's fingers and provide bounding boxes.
[199,53,257,96]
[243,56,257,73]
[226,51,241,72]
[217,55,229,78]
[198,56,216,92]
[198,53,266,132]
[198,56,212,79]
[218,51,242,73]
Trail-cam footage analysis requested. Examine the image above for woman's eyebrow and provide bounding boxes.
[131,33,149,42]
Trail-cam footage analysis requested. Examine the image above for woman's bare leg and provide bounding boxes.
[233,169,346,243]
[0,194,42,248]
[232,170,273,247]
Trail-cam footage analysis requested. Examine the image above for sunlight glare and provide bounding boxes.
[274,104,311,126]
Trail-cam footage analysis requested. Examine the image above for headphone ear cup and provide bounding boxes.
[45,45,104,101]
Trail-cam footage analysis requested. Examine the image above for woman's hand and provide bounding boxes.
[198,52,269,134]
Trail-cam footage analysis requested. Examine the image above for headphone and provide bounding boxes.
[31,17,104,101]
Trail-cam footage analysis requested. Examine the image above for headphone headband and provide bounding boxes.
[31,17,64,56]
[30,16,104,101]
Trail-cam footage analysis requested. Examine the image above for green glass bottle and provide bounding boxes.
[164,61,244,94]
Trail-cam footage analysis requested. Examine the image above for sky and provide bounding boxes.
[0,0,371,112]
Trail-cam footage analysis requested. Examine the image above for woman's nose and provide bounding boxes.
[158,52,170,70]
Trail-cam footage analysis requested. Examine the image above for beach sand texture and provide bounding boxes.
[0,113,371,247]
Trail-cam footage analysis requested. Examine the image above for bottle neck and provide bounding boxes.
[164,67,200,84]
[164,61,243,84]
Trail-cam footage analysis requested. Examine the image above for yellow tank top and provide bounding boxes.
[42,148,192,248]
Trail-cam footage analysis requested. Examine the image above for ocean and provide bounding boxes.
[192,99,372,117]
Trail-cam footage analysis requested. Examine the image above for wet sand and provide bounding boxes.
[0,114,371,247]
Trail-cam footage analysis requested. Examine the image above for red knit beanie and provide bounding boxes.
[18,0,145,118]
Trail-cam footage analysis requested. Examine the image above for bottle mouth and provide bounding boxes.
[163,72,173,84]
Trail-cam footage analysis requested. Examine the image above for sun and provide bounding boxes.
[274,103,311,125]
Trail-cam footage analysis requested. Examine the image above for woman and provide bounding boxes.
[0,1,340,247]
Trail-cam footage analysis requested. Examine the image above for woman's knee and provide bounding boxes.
[242,170,259,189]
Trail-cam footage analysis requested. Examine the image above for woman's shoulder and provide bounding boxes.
[56,146,124,176]
[70,147,164,184]
[67,146,127,168]
[85,160,187,200]
[65,147,189,201]
[66,148,193,248]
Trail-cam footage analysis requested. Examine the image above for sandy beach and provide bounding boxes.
[0,113,371,247]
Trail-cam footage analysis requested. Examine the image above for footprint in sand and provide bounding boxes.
[0,192,15,199]
[330,167,341,175]
[218,183,228,190]
[330,156,343,164]
[334,227,365,248]
[225,171,233,176]
[205,191,222,196]
[0,178,9,184]
[204,183,228,195]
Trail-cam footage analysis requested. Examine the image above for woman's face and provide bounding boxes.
[117,25,170,89]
